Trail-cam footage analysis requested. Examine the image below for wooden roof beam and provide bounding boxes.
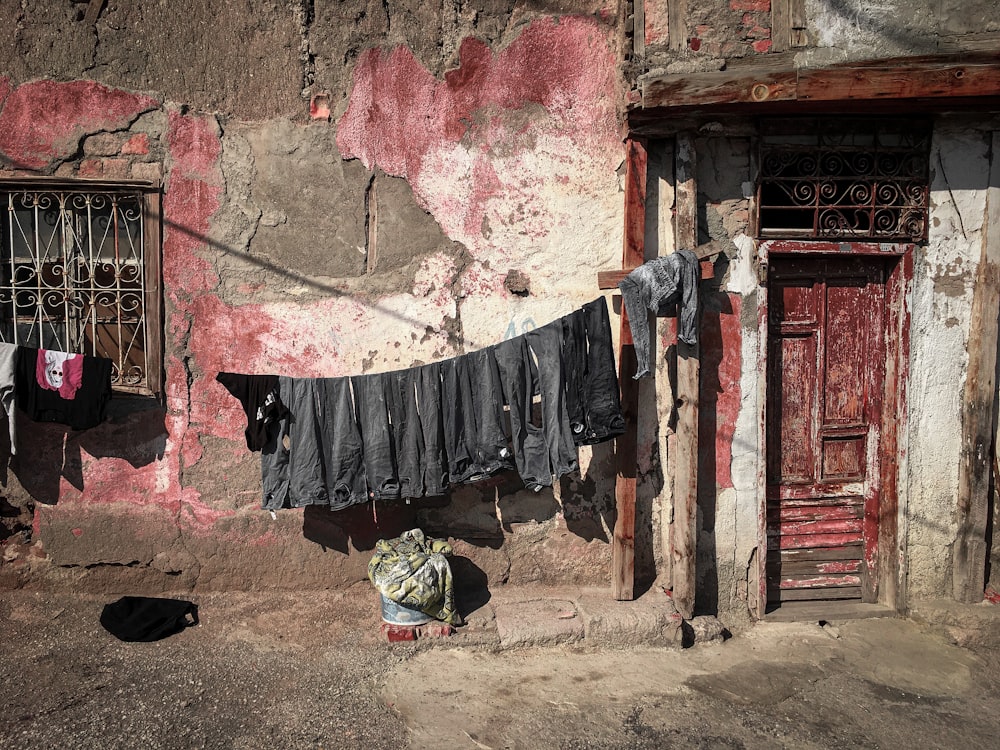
[637,52,1000,113]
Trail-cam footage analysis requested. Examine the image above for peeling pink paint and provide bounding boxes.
[163,112,223,295]
[700,294,742,489]
[337,16,620,243]
[0,80,157,169]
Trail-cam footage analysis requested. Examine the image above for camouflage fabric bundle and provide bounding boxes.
[368,528,460,625]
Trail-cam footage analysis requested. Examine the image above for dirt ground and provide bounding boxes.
[2,587,999,749]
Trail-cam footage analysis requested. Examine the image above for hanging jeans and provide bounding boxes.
[440,355,477,484]
[618,249,700,378]
[525,320,579,480]
[352,373,403,501]
[560,308,588,442]
[385,368,425,500]
[260,376,368,510]
[494,335,550,491]
[416,362,449,496]
[576,297,626,446]
[320,377,369,509]
[465,345,514,481]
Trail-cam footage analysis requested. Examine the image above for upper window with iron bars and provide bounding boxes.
[0,180,162,396]
[757,117,932,242]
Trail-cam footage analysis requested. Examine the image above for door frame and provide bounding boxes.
[755,239,913,616]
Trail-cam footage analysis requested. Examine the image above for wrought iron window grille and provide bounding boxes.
[0,183,161,395]
[757,118,931,242]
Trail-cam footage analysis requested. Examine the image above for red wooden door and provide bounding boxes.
[766,255,886,605]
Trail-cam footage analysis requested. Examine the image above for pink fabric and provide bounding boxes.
[36,349,84,400]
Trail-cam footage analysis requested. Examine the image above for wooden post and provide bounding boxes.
[671,132,699,620]
[667,0,687,52]
[953,131,1000,603]
[633,0,645,59]
[611,138,648,601]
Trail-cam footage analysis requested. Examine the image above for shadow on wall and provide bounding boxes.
[5,402,167,505]
[695,265,735,616]
[452,555,492,616]
[302,500,427,554]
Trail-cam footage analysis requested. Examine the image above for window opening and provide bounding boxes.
[0,183,161,395]
[757,117,931,241]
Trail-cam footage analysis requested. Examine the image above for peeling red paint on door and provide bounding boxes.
[0,80,158,169]
[766,255,887,604]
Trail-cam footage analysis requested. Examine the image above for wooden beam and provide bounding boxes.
[953,131,1000,603]
[797,62,1000,102]
[597,245,722,289]
[789,0,808,48]
[143,191,164,399]
[671,132,699,620]
[643,70,798,110]
[667,0,687,52]
[638,52,1000,113]
[633,0,645,58]
[611,137,648,601]
[596,240,731,290]
[771,0,790,54]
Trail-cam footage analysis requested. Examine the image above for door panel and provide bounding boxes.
[766,256,886,605]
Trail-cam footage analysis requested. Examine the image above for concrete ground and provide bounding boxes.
[2,584,999,749]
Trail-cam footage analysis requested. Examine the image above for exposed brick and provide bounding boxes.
[689,37,702,51]
[83,132,125,156]
[102,158,129,179]
[730,0,770,10]
[752,39,773,53]
[418,622,455,638]
[79,158,104,178]
[130,161,162,183]
[121,133,150,156]
[380,623,418,642]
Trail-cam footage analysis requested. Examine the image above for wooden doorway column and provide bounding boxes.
[598,135,701,618]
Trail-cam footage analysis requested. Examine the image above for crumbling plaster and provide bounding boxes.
[0,7,633,592]
[802,0,999,66]
[905,120,990,598]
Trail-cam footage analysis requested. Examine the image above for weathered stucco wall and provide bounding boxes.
[906,119,993,599]
[0,2,995,618]
[0,3,632,594]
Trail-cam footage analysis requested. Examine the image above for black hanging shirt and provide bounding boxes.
[215,372,288,451]
[15,347,113,430]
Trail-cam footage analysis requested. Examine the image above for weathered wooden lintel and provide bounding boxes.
[634,52,1000,119]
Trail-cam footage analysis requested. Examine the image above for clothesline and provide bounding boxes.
[217,297,627,513]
